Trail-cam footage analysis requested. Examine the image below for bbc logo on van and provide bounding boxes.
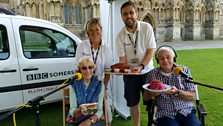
[27,73,49,81]
[26,71,73,81]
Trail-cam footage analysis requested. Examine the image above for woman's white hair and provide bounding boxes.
[77,56,94,68]
[156,47,175,58]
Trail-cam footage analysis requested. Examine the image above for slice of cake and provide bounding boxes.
[148,80,166,90]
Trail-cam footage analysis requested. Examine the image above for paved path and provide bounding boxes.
[157,40,223,50]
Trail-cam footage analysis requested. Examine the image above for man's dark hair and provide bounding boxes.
[120,1,137,13]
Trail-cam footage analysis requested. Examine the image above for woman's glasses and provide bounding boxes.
[80,65,94,70]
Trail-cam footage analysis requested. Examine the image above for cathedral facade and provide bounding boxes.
[0,0,222,42]
[136,0,221,42]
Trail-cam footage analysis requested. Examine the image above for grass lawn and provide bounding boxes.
[1,48,223,126]
[0,102,63,126]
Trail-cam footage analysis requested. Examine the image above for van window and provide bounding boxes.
[0,25,9,60]
[20,26,77,59]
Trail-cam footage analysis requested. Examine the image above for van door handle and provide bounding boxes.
[0,69,17,73]
[23,68,39,71]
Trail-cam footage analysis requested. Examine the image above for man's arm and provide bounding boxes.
[177,90,196,101]
[166,86,196,101]
[141,48,155,67]
[132,48,155,73]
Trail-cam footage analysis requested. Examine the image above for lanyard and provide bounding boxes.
[128,31,138,55]
[90,40,101,64]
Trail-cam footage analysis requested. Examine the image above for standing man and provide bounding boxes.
[116,1,156,126]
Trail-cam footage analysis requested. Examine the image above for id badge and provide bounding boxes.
[131,58,139,63]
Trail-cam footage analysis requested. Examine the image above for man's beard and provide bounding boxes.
[124,20,136,29]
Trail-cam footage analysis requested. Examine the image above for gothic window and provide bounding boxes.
[39,3,44,19]
[31,3,37,18]
[153,2,159,23]
[89,7,93,19]
[49,2,55,19]
[25,3,31,17]
[75,2,82,24]
[180,6,185,23]
[64,0,72,24]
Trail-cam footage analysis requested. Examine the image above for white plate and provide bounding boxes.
[142,83,172,92]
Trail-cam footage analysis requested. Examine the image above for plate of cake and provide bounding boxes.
[143,80,171,92]
[80,103,98,113]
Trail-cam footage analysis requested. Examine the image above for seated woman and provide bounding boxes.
[68,56,104,126]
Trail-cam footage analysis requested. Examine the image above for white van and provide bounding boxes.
[0,14,81,111]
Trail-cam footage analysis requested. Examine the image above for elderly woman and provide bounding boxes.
[144,45,201,126]
[75,17,113,125]
[69,56,104,126]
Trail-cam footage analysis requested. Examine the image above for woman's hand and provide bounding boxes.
[73,108,82,118]
[79,115,98,126]
[79,118,92,126]
[79,105,89,116]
